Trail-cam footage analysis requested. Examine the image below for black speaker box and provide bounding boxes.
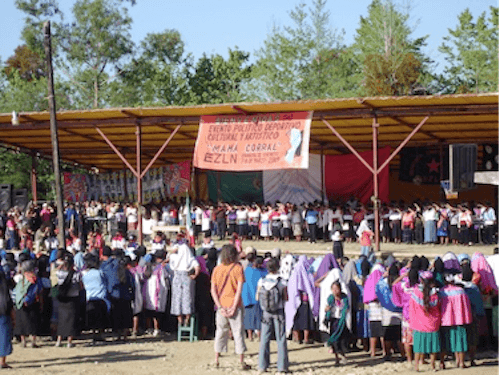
[12,188,28,210]
[0,184,12,212]
[449,144,477,191]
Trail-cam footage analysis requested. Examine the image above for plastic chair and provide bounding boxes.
[177,315,198,342]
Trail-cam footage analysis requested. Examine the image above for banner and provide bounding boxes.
[193,111,312,171]
[324,147,391,204]
[64,161,191,203]
[63,173,88,202]
[263,153,323,205]
[164,160,191,196]
[399,147,449,185]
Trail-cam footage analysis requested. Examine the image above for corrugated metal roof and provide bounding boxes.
[0,93,496,171]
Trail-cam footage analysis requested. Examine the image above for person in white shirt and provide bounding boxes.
[291,205,303,242]
[202,207,212,235]
[126,204,138,231]
[422,204,438,244]
[248,205,260,240]
[194,206,203,242]
[457,206,472,245]
[236,206,249,239]
[482,202,497,244]
[322,205,334,243]
[142,212,157,242]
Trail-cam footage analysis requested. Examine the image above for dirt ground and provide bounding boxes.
[4,333,498,375]
[5,240,497,375]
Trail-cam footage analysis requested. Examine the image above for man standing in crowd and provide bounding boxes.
[482,202,497,244]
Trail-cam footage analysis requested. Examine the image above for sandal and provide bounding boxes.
[241,363,251,371]
[1,364,12,369]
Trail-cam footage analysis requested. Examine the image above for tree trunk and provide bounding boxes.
[94,79,99,108]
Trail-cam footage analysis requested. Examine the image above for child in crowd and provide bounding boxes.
[325,280,350,365]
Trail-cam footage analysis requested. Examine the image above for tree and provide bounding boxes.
[249,0,354,101]
[109,29,191,107]
[58,0,134,108]
[352,0,430,96]
[439,7,498,93]
[187,48,252,104]
[4,45,46,81]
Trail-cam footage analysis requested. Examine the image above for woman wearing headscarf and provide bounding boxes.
[14,259,43,348]
[342,259,359,344]
[313,253,340,318]
[363,261,386,357]
[316,267,351,347]
[285,255,316,344]
[0,269,14,369]
[169,243,200,327]
[439,265,472,369]
[356,220,373,257]
[241,255,267,341]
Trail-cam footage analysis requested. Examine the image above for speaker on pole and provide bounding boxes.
[0,184,12,211]
[449,144,477,191]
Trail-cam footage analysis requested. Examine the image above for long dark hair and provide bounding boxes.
[422,277,434,311]
[388,263,399,290]
[0,271,12,316]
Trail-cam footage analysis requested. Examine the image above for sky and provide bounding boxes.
[0,0,496,74]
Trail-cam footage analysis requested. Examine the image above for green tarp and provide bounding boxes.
[207,171,263,204]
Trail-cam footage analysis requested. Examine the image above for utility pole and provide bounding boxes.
[44,21,66,249]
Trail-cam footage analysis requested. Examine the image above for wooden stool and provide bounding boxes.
[177,315,198,342]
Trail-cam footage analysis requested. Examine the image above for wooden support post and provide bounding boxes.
[320,146,325,204]
[31,153,38,205]
[194,168,200,200]
[439,143,445,201]
[136,121,143,244]
[372,117,380,252]
[44,21,65,249]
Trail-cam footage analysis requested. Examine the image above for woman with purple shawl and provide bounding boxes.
[285,255,316,343]
[313,253,340,317]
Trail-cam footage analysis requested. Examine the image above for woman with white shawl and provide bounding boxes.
[316,268,352,346]
[169,243,200,326]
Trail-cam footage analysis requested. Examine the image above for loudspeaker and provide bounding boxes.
[0,184,12,212]
[449,144,477,191]
[12,189,28,210]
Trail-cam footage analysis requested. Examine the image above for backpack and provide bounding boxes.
[258,277,282,313]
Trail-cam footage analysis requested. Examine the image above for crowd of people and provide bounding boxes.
[0,198,496,372]
[0,198,496,255]
[0,225,496,371]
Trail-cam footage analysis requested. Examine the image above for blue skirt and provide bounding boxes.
[0,315,13,357]
[244,304,262,330]
[356,309,370,338]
